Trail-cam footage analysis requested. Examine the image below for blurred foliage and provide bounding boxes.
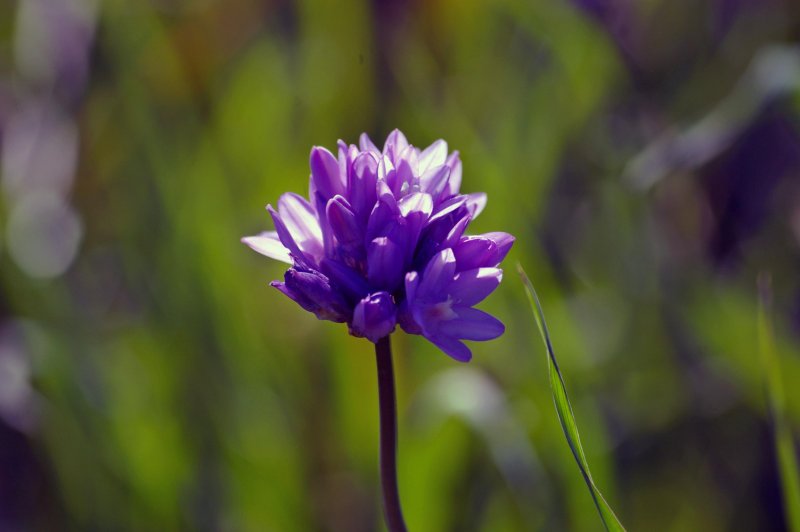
[1,0,799,530]
[759,275,800,532]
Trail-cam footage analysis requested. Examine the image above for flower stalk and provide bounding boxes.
[242,130,513,530]
[375,336,407,532]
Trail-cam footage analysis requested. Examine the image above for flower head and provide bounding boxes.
[243,129,513,361]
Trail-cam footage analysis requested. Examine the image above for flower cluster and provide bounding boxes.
[243,130,513,361]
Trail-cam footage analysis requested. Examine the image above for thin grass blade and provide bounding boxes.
[518,264,625,532]
[758,274,800,532]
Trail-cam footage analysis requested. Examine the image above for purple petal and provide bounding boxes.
[418,248,457,298]
[383,129,409,163]
[429,195,467,223]
[394,154,417,197]
[453,232,515,270]
[320,258,370,302]
[274,268,350,323]
[267,205,307,265]
[465,192,487,218]
[418,139,448,174]
[277,193,319,236]
[350,291,397,343]
[271,281,294,299]
[404,271,420,303]
[398,192,433,256]
[397,302,421,335]
[366,188,400,241]
[398,272,422,334]
[448,268,503,306]
[349,152,378,221]
[413,213,471,269]
[440,215,471,250]
[376,178,395,203]
[378,155,396,190]
[437,307,504,340]
[326,195,362,251]
[367,236,406,290]
[453,237,496,271]
[311,190,336,259]
[482,232,515,264]
[337,141,349,183]
[445,151,462,196]
[428,334,472,362]
[397,192,433,218]
[278,193,323,259]
[420,165,450,200]
[308,174,317,206]
[310,146,345,200]
[241,231,292,264]
[359,132,380,154]
[337,141,359,183]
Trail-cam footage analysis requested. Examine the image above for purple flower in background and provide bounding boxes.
[243,130,513,361]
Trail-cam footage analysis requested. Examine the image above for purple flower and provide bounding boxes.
[243,130,514,361]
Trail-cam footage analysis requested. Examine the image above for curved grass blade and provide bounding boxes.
[518,264,626,532]
[757,274,800,532]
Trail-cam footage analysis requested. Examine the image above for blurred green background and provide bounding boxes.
[1,0,800,530]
